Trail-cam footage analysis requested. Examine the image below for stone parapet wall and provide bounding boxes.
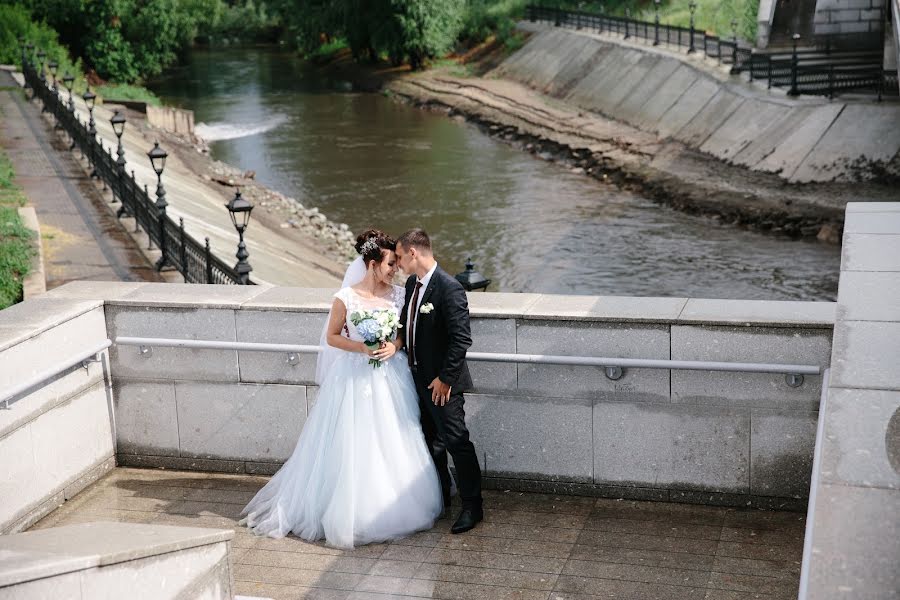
[0,298,116,533]
[56,281,836,510]
[814,0,886,36]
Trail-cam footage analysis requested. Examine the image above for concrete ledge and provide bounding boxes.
[0,297,103,352]
[2,456,115,535]
[0,522,233,599]
[17,206,45,299]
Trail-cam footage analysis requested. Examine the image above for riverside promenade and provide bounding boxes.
[6,68,347,287]
[0,69,162,287]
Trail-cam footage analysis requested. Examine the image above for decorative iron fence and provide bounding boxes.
[22,58,249,285]
[526,4,898,100]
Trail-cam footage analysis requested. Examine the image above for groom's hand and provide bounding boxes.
[428,377,451,406]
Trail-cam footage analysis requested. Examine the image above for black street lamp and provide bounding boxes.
[48,60,59,93]
[789,33,801,95]
[62,72,75,112]
[455,258,491,292]
[18,36,25,62]
[624,8,631,39]
[730,18,739,73]
[225,189,254,284]
[83,89,97,135]
[147,141,170,270]
[36,50,46,84]
[653,0,661,45]
[687,1,697,54]
[111,110,127,212]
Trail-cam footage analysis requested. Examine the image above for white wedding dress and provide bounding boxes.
[240,285,442,548]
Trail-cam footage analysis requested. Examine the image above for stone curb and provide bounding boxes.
[16,206,46,299]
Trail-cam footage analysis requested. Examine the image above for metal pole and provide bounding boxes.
[789,33,800,95]
[687,3,696,53]
[653,1,660,45]
[154,172,169,270]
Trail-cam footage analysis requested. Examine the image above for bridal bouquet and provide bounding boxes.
[350,308,401,368]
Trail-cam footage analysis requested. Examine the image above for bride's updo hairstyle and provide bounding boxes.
[355,229,396,267]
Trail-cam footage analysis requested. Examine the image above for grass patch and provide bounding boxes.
[0,142,35,309]
[95,83,163,107]
[307,37,350,62]
[641,0,759,41]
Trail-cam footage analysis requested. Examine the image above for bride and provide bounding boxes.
[239,229,443,548]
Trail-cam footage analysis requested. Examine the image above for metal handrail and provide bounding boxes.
[797,367,830,599]
[1,339,112,409]
[115,336,821,385]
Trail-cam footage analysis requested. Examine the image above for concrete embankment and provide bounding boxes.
[389,24,900,239]
[9,70,351,287]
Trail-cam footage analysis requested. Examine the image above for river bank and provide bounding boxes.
[381,28,899,243]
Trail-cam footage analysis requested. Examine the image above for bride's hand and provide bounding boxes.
[372,340,397,362]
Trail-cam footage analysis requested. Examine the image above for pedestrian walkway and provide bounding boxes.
[0,70,162,289]
[31,468,804,600]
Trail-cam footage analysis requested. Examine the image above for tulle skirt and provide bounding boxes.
[239,351,442,549]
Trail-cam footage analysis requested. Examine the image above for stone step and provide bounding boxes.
[0,521,234,599]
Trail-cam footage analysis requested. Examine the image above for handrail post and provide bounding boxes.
[205,237,213,283]
[789,33,800,96]
[179,217,188,282]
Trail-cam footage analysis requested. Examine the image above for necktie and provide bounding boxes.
[408,281,423,367]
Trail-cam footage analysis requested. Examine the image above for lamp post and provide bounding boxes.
[225,189,254,285]
[48,60,59,94]
[62,72,75,111]
[455,258,491,292]
[36,50,46,85]
[147,141,170,271]
[83,89,98,177]
[111,111,127,212]
[730,18,739,73]
[653,0,661,45]
[23,42,34,91]
[789,33,800,96]
[624,8,631,39]
[687,1,697,54]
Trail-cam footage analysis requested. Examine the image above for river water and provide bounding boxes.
[148,47,840,301]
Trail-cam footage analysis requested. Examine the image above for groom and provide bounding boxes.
[395,229,484,534]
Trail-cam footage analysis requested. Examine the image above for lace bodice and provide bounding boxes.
[334,285,406,343]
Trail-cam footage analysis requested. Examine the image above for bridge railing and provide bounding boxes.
[526,4,897,100]
[21,59,248,285]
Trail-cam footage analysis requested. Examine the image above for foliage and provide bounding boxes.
[95,82,163,105]
[640,0,759,41]
[0,147,34,309]
[0,3,83,83]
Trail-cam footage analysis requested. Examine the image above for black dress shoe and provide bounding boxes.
[450,506,483,534]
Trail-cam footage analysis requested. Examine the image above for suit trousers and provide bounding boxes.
[413,373,483,509]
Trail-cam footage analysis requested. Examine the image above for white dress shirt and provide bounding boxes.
[407,262,438,361]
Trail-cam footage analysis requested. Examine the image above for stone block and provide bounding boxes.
[793,105,900,182]
[593,402,751,493]
[861,8,884,19]
[516,320,670,402]
[734,107,819,168]
[468,292,541,318]
[821,388,900,489]
[239,286,336,312]
[830,321,900,391]
[29,383,114,496]
[106,305,239,382]
[235,310,327,384]
[468,319,517,394]
[675,90,746,148]
[0,299,101,348]
[0,308,106,392]
[677,298,835,327]
[832,8,862,21]
[750,409,818,497]
[844,210,900,234]
[671,325,831,410]
[113,380,180,456]
[836,272,900,322]
[841,233,900,272]
[700,98,785,161]
[466,393,593,481]
[602,54,659,114]
[41,281,148,301]
[524,294,687,323]
[657,77,720,139]
[0,421,38,529]
[112,282,268,308]
[840,20,874,32]
[814,22,843,34]
[633,65,699,133]
[756,103,842,180]
[807,484,900,599]
[614,58,682,127]
[175,382,306,462]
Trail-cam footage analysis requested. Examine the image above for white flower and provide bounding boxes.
[419,302,434,314]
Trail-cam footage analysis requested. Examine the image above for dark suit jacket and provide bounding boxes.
[400,266,474,393]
